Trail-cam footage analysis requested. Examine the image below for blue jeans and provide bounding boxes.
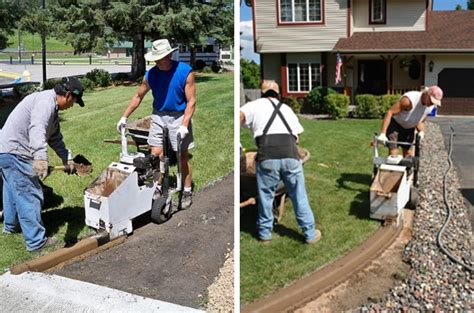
[256,158,316,241]
[0,153,46,251]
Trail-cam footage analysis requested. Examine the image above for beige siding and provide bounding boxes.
[425,55,474,86]
[353,0,425,32]
[255,0,347,53]
[262,53,282,83]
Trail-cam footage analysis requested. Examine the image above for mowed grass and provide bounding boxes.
[240,118,382,304]
[0,72,233,271]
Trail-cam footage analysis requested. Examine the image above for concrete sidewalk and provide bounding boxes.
[0,271,204,312]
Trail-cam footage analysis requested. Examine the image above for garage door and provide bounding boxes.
[437,68,474,115]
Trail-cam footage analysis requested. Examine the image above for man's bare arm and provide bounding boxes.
[381,96,411,134]
[122,78,150,118]
[182,72,196,128]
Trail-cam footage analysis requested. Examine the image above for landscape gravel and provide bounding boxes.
[206,249,234,312]
[360,122,472,311]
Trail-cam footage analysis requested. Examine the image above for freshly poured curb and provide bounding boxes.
[10,234,123,275]
[242,222,403,312]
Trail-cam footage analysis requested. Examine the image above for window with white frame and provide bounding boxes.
[370,0,386,23]
[288,63,321,92]
[280,0,322,23]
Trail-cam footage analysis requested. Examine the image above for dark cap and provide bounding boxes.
[62,77,85,107]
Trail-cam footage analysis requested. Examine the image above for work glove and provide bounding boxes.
[177,125,189,140]
[417,131,425,141]
[32,160,49,180]
[116,116,127,133]
[63,149,76,175]
[377,133,389,145]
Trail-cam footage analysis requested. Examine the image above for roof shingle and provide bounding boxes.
[334,11,474,52]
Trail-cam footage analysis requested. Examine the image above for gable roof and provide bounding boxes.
[334,11,474,53]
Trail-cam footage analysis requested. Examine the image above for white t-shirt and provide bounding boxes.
[393,91,435,129]
[240,97,304,138]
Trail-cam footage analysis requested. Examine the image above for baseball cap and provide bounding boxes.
[261,80,280,94]
[62,77,85,107]
[426,85,443,106]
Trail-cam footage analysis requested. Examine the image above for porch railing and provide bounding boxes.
[389,86,421,95]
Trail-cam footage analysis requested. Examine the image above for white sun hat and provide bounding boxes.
[144,39,178,62]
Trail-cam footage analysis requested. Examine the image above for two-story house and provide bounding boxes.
[250,0,474,115]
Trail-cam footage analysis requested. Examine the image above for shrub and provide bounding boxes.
[211,61,223,73]
[12,83,40,99]
[325,93,350,119]
[306,86,337,113]
[79,77,96,91]
[113,72,130,84]
[201,66,213,73]
[241,59,260,89]
[355,94,380,118]
[86,68,111,87]
[42,78,62,90]
[379,94,401,118]
[282,96,303,114]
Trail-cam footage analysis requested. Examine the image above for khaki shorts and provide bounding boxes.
[148,111,194,151]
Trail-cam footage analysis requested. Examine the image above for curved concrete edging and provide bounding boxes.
[242,217,406,313]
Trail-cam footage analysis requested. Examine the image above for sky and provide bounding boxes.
[239,0,469,64]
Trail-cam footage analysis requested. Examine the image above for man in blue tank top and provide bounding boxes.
[117,39,196,209]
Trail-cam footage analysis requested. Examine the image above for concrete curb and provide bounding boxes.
[0,271,204,312]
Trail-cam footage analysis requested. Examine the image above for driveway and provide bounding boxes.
[429,116,474,229]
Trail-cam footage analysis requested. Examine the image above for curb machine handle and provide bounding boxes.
[374,133,414,147]
[176,132,182,192]
[121,125,128,157]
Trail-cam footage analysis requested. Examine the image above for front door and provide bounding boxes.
[357,60,387,95]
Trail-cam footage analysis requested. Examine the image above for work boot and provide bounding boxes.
[180,191,193,210]
[30,237,58,253]
[306,230,322,244]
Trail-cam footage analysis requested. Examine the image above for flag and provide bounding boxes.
[335,53,342,85]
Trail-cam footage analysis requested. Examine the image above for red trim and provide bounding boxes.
[276,0,325,26]
[347,0,351,37]
[251,0,257,53]
[280,53,288,98]
[369,0,386,25]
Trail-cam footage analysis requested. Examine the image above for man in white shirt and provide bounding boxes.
[377,86,443,157]
[240,80,320,244]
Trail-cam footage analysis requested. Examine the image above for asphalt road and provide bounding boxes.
[429,116,474,229]
[0,62,132,84]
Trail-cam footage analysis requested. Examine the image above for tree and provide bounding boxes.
[0,0,31,50]
[468,0,474,9]
[456,4,462,10]
[241,58,260,89]
[151,0,233,70]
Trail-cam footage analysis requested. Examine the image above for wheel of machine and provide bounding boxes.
[407,186,419,210]
[151,198,172,224]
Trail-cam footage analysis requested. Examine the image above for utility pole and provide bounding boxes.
[18,28,22,63]
[41,0,47,84]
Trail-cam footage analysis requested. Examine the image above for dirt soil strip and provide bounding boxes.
[53,173,234,309]
[242,223,402,313]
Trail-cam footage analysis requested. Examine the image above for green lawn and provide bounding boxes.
[0,72,233,271]
[240,118,382,304]
[4,32,73,52]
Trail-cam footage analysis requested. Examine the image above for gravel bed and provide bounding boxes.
[360,122,472,312]
[206,249,234,312]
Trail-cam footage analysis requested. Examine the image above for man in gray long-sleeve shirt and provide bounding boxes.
[0,77,85,252]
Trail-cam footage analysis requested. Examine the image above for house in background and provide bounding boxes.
[251,0,474,115]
